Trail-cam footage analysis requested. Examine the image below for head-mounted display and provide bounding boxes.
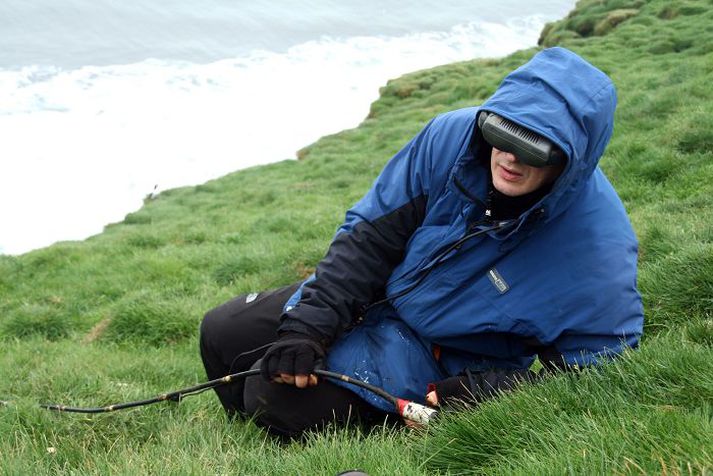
[478,111,566,167]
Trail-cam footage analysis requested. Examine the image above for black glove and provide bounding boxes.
[429,368,538,406]
[428,376,472,406]
[260,332,326,382]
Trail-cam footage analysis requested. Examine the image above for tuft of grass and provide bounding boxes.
[593,8,640,35]
[639,244,713,331]
[686,319,713,347]
[212,255,263,286]
[1,303,71,341]
[539,0,645,45]
[102,291,201,346]
[677,110,713,154]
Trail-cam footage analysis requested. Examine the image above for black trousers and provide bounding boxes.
[199,283,388,437]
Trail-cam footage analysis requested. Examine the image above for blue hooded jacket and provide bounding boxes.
[279,47,644,411]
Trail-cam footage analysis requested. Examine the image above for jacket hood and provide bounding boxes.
[478,47,617,222]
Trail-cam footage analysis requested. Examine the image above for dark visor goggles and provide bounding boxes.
[477,111,566,168]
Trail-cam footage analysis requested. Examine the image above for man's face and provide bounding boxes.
[490,147,565,197]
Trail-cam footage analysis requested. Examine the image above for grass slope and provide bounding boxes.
[2,0,712,473]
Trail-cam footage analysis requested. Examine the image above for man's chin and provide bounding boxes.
[493,179,527,197]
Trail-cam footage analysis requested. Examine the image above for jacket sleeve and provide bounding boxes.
[278,118,441,343]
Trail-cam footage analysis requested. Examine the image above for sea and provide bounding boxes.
[0,0,575,255]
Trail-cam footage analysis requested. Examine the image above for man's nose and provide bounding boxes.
[501,150,518,162]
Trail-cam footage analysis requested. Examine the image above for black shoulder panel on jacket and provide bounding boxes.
[278,194,428,343]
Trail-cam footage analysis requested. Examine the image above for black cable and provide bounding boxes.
[39,369,398,414]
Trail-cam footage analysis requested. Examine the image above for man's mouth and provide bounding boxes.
[498,164,523,181]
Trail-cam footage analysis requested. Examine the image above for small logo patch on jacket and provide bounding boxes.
[487,268,510,294]
[245,292,259,303]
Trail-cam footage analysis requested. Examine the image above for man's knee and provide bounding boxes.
[199,295,254,348]
[199,306,221,347]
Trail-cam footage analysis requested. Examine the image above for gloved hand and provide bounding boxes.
[427,369,538,406]
[426,376,471,406]
[260,332,325,388]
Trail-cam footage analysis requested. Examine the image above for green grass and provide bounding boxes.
[2,0,713,473]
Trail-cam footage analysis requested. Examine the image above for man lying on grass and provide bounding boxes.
[199,47,644,438]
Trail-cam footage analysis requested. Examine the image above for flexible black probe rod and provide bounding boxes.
[39,369,438,424]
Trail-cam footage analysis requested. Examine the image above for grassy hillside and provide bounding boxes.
[2,0,712,473]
